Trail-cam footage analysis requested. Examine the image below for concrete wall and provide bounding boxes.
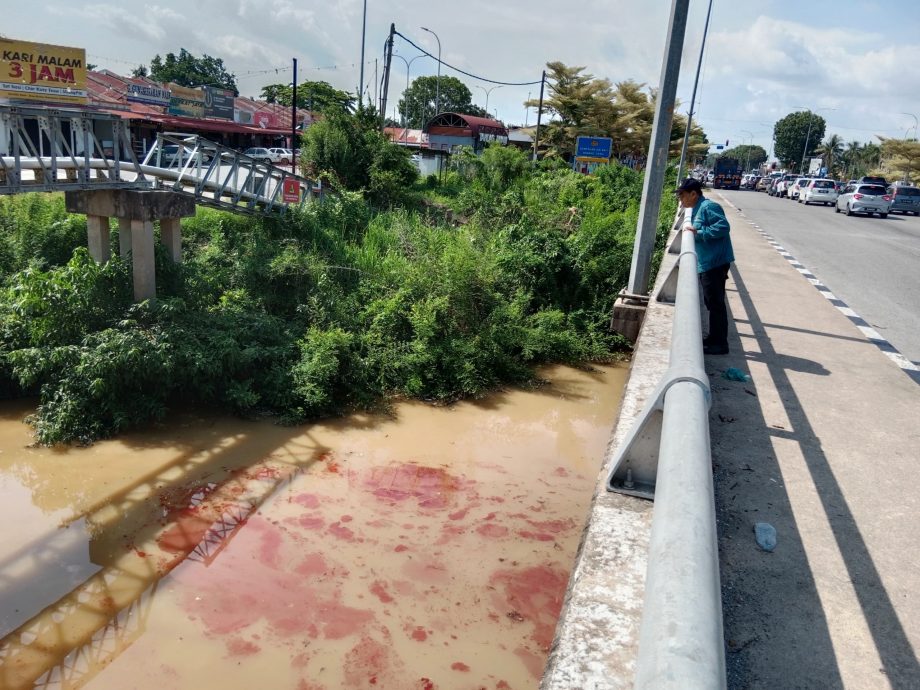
[541,220,682,689]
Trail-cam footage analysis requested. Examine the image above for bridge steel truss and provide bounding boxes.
[0,105,321,216]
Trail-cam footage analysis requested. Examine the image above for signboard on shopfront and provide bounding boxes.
[168,83,205,118]
[0,38,87,104]
[254,112,276,129]
[204,86,234,120]
[127,83,170,106]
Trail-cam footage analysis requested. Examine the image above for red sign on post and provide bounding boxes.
[282,178,301,203]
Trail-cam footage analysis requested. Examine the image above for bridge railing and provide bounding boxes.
[140,132,322,215]
[606,209,726,689]
[0,105,150,194]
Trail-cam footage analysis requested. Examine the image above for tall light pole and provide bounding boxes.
[420,26,441,116]
[901,112,919,140]
[795,106,836,174]
[475,84,502,117]
[676,0,714,184]
[525,91,531,126]
[357,0,367,104]
[740,129,753,173]
[392,53,424,141]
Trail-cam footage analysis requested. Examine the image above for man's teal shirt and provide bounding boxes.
[690,197,735,273]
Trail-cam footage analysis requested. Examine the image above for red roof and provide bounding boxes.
[423,112,507,137]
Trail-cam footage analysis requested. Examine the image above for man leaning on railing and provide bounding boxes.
[675,177,735,355]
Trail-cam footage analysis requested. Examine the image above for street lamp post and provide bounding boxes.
[740,129,753,173]
[795,106,836,175]
[901,112,919,140]
[420,27,441,116]
[392,54,424,143]
[475,84,502,117]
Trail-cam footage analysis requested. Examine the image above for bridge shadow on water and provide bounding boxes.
[713,266,920,689]
[0,408,393,689]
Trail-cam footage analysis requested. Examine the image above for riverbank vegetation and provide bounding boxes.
[0,125,675,444]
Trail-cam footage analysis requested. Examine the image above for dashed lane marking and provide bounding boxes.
[717,193,920,385]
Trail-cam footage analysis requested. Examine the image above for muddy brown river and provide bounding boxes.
[0,364,626,690]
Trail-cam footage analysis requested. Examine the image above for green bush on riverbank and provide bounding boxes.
[0,153,675,444]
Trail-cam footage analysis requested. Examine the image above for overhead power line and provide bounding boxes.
[393,31,542,87]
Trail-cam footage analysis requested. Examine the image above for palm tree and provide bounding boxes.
[817,134,843,177]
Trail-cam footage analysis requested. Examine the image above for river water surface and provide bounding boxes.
[0,364,626,690]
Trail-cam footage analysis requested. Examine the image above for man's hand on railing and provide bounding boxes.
[682,221,697,234]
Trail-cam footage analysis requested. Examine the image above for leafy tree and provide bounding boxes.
[397,76,486,129]
[300,106,417,206]
[773,111,826,171]
[709,144,767,171]
[260,80,355,113]
[879,137,920,182]
[141,48,238,94]
[131,65,148,78]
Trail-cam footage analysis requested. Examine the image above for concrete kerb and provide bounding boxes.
[540,221,684,690]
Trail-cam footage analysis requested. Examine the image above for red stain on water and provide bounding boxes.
[553,467,570,477]
[394,544,409,553]
[517,530,555,542]
[225,637,260,656]
[297,515,326,530]
[418,679,435,690]
[402,558,449,584]
[294,493,321,509]
[369,581,394,603]
[156,510,212,554]
[477,523,509,538]
[257,522,283,569]
[410,626,427,641]
[490,565,569,651]
[497,682,511,689]
[295,552,327,577]
[341,514,354,523]
[180,520,374,640]
[343,635,390,687]
[450,662,470,672]
[514,647,545,679]
[448,507,470,520]
[328,521,357,542]
[363,463,472,511]
[525,518,576,533]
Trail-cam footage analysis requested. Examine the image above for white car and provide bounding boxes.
[788,177,811,201]
[269,148,294,164]
[243,147,275,164]
[835,183,891,218]
[800,179,838,206]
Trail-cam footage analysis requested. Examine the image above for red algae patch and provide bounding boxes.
[225,637,261,656]
[451,661,471,672]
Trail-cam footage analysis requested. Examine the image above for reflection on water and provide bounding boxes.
[0,364,626,689]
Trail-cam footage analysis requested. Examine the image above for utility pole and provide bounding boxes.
[358,0,367,103]
[291,58,298,175]
[532,70,545,163]
[676,0,713,184]
[380,24,395,130]
[799,112,814,175]
[626,0,689,297]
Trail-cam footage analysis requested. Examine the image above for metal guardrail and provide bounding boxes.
[607,210,726,689]
[0,105,321,216]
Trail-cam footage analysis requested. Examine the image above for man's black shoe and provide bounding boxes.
[703,345,729,355]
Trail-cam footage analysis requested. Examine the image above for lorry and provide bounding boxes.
[712,156,742,190]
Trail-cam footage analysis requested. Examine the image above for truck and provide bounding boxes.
[712,157,742,190]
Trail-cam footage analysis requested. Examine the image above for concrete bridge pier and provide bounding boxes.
[65,190,195,301]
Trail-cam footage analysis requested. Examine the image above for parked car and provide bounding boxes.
[243,147,275,164]
[159,144,210,167]
[789,177,811,201]
[773,173,798,197]
[887,183,920,215]
[268,148,293,164]
[835,183,891,217]
[856,175,888,187]
[800,178,839,206]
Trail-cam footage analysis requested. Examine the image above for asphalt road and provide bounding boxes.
[716,188,920,365]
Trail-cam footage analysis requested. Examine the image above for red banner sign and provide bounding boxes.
[282,178,300,203]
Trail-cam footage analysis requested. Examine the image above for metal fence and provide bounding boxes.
[607,210,726,689]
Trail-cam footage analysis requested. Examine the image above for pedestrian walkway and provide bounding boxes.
[710,195,920,689]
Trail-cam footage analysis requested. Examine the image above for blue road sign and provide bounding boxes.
[575,136,613,159]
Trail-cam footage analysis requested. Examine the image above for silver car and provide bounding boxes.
[800,178,838,206]
[835,184,891,218]
[888,184,920,216]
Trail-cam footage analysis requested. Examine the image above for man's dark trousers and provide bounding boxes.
[700,263,730,349]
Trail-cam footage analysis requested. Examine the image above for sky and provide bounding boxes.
[6,0,920,157]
